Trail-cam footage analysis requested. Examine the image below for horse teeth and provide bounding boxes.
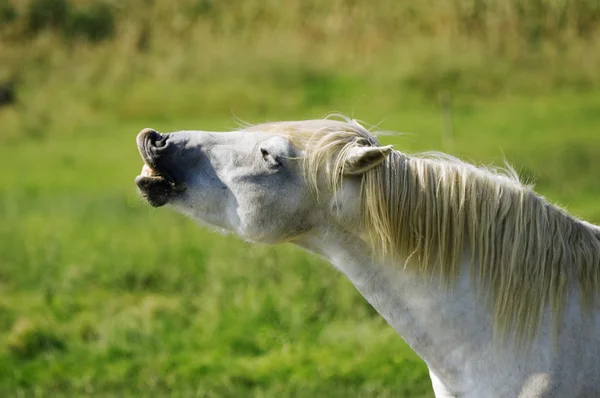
[141,164,157,177]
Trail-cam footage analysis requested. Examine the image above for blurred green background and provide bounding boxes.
[1,0,599,396]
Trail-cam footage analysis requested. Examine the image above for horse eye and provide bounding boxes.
[261,147,280,167]
[261,148,269,160]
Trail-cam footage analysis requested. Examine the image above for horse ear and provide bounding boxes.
[343,145,393,175]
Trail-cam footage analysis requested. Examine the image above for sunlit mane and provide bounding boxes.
[248,116,600,344]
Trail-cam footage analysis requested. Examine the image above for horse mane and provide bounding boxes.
[254,116,600,345]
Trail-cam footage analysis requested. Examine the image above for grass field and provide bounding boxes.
[1,0,600,396]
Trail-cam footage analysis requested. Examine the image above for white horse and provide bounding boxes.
[135,117,600,397]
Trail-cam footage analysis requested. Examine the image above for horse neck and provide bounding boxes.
[295,226,494,393]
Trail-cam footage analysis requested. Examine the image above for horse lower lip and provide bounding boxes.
[135,175,175,207]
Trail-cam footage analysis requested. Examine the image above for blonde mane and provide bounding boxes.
[253,117,600,344]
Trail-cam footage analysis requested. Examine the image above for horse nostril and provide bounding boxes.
[154,133,169,148]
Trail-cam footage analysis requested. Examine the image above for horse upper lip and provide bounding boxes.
[136,134,159,171]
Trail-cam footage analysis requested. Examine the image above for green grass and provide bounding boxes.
[1,87,599,397]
